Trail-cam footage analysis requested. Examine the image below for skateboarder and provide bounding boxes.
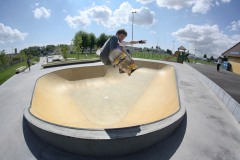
[97,29,146,76]
[27,58,31,71]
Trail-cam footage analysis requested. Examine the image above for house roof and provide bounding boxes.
[222,42,240,58]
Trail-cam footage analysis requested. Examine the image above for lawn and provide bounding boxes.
[132,52,216,66]
[0,57,39,85]
[66,53,99,59]
[0,62,27,85]
[132,52,173,60]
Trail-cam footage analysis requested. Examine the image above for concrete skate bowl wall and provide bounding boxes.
[24,60,185,156]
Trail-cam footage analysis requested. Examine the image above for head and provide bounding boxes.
[116,29,127,42]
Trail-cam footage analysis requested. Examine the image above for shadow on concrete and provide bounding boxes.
[123,113,187,160]
[23,113,187,160]
[105,126,141,139]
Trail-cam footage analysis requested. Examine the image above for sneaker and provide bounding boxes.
[119,68,125,74]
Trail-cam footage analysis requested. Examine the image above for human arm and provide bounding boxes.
[130,40,146,44]
[121,40,146,46]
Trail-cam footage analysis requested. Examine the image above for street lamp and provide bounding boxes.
[131,11,136,42]
[172,40,175,53]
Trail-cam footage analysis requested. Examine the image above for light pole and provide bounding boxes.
[172,40,175,54]
[131,11,136,42]
[194,40,197,56]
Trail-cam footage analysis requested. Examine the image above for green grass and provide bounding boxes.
[44,53,100,68]
[132,52,216,66]
[0,57,39,85]
[188,58,216,66]
[132,52,172,60]
[66,53,99,59]
[42,58,100,68]
[0,62,27,85]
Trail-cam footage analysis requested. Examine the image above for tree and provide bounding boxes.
[166,49,172,55]
[59,44,69,60]
[73,31,83,59]
[15,50,26,62]
[81,31,90,54]
[28,46,41,56]
[203,54,207,58]
[210,56,214,61]
[0,50,9,70]
[89,33,96,53]
[97,33,109,47]
[46,45,55,52]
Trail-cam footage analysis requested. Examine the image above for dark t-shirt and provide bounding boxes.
[100,36,119,65]
[27,59,30,66]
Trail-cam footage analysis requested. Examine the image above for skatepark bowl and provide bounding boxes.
[24,60,185,156]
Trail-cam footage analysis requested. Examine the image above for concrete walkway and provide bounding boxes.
[0,58,240,160]
[188,63,240,104]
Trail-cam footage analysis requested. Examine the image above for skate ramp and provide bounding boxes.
[30,61,180,129]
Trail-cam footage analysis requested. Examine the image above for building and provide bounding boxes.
[222,42,240,74]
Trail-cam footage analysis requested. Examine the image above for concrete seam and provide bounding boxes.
[231,103,238,115]
[226,97,231,108]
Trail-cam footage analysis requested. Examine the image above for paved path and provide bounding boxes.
[0,58,240,160]
[188,63,240,104]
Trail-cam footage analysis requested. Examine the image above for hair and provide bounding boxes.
[116,29,127,37]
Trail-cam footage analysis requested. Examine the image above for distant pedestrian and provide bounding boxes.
[27,58,31,71]
[217,56,222,72]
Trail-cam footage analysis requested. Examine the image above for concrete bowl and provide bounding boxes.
[24,59,185,156]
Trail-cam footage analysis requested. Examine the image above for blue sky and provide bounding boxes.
[0,0,239,57]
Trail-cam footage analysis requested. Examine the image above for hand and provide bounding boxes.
[139,40,146,44]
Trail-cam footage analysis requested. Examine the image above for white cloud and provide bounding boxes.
[131,7,156,25]
[156,0,192,10]
[191,0,212,14]
[65,2,156,29]
[172,24,239,56]
[35,3,39,6]
[33,7,51,19]
[231,34,240,41]
[221,0,231,3]
[136,0,155,4]
[227,20,240,31]
[65,10,91,28]
[155,0,230,14]
[89,5,113,27]
[0,23,28,44]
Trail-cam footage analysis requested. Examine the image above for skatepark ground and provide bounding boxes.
[0,57,240,160]
[189,63,240,104]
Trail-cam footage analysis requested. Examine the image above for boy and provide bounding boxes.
[97,29,146,76]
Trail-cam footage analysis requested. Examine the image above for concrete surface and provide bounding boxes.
[30,62,179,129]
[0,58,240,160]
[25,60,184,156]
[186,63,240,123]
[188,63,240,103]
